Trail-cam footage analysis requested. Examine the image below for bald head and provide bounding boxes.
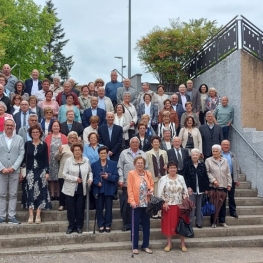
[2,64,11,77]
[106,112,114,125]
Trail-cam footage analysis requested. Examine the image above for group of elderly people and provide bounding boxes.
[0,67,237,255]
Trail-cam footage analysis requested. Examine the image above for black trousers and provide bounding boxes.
[58,179,66,206]
[96,194,113,228]
[228,177,236,214]
[66,194,85,230]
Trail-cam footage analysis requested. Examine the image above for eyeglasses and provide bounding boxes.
[30,120,38,122]
[97,81,103,84]
[14,98,21,100]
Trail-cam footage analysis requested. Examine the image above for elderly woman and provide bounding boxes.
[10,94,22,115]
[179,116,202,154]
[156,85,169,113]
[136,122,152,152]
[0,101,13,133]
[140,114,155,137]
[205,144,232,228]
[180,102,200,128]
[28,96,44,120]
[199,84,209,125]
[137,93,158,131]
[58,93,81,123]
[83,116,99,144]
[91,146,119,233]
[205,87,220,113]
[158,99,179,128]
[23,125,51,224]
[10,81,29,101]
[78,84,91,115]
[62,142,93,234]
[55,131,78,211]
[114,103,130,147]
[87,82,97,97]
[40,107,55,138]
[123,92,138,139]
[128,156,154,255]
[50,76,63,97]
[158,161,189,252]
[157,111,177,138]
[184,148,209,228]
[38,90,59,117]
[45,120,68,201]
[94,78,105,91]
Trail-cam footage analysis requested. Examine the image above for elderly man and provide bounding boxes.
[1,64,18,92]
[18,114,39,142]
[167,137,189,175]
[35,79,54,102]
[0,74,10,97]
[176,84,190,111]
[171,93,185,128]
[199,111,223,160]
[214,96,234,140]
[0,119,24,224]
[116,78,138,106]
[105,71,123,108]
[68,78,80,97]
[97,86,114,112]
[118,137,148,231]
[56,81,80,107]
[82,96,106,128]
[221,140,240,218]
[24,69,42,96]
[98,112,123,162]
[0,84,11,113]
[50,76,64,97]
[186,80,201,114]
[13,100,35,133]
[136,82,158,109]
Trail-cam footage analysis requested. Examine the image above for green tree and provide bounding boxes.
[136,18,221,91]
[0,18,8,60]
[0,0,56,80]
[44,0,74,81]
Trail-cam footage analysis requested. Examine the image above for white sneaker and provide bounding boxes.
[219,223,229,228]
[211,223,217,228]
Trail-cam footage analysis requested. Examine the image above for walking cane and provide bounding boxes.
[131,207,134,258]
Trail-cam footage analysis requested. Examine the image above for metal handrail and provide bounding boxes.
[231,124,263,163]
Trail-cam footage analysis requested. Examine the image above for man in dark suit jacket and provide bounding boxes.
[13,101,35,133]
[167,137,189,175]
[199,111,223,159]
[186,80,201,113]
[60,110,83,138]
[176,84,190,111]
[24,69,42,96]
[82,96,106,128]
[98,112,123,162]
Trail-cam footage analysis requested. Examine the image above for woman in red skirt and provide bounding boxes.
[158,161,189,252]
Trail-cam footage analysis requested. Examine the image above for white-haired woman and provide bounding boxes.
[183,148,209,228]
[205,87,220,113]
[205,144,232,228]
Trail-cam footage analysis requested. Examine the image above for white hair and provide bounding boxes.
[129,136,139,144]
[191,148,201,155]
[212,144,221,151]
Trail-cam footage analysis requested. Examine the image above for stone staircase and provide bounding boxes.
[1,174,263,255]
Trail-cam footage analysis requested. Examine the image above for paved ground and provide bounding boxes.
[0,247,263,263]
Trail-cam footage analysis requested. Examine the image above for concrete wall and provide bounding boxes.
[193,49,263,197]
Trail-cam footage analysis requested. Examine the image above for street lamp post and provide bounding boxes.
[114,56,126,79]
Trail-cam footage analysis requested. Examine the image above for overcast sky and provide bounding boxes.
[34,0,263,85]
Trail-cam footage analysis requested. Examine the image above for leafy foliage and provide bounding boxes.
[44,0,74,82]
[136,18,221,91]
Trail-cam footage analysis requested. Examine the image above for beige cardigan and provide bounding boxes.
[178,127,202,153]
[55,144,73,179]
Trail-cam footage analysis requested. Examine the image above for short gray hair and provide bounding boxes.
[0,101,7,112]
[191,148,201,155]
[129,136,139,144]
[28,114,38,121]
[212,144,221,151]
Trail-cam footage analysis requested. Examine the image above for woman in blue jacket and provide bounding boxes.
[91,146,119,233]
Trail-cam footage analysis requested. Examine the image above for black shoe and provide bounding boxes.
[51,196,55,201]
[66,228,74,234]
[196,224,202,228]
[139,225,143,231]
[99,227,105,233]
[105,227,111,233]
[112,195,118,201]
[230,212,238,218]
[76,228,82,234]
[122,225,131,231]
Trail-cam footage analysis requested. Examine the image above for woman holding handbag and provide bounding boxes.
[158,161,189,252]
[127,156,154,255]
[183,148,209,228]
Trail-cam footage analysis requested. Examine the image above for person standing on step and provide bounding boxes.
[0,119,24,224]
[221,140,240,218]
[186,79,201,114]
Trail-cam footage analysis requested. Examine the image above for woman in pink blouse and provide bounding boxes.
[38,90,59,118]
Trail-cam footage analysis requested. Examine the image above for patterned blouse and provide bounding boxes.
[158,174,188,205]
[139,177,148,207]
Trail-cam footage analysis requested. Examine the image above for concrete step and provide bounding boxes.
[1,225,263,249]
[237,181,251,189]
[235,189,258,197]
[1,235,262,256]
[1,215,263,235]
[234,197,263,206]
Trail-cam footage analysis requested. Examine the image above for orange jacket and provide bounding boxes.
[127,170,154,205]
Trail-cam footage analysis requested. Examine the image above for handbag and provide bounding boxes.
[146,195,165,216]
[201,194,215,216]
[176,217,194,238]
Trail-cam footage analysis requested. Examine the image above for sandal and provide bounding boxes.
[180,245,188,252]
[133,249,139,255]
[164,246,172,252]
[99,227,104,233]
[141,248,153,254]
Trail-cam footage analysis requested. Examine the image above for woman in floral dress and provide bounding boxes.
[23,125,51,224]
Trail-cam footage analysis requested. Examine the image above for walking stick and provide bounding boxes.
[131,207,134,258]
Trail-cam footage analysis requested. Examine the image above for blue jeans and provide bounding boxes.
[96,194,113,228]
[131,207,150,249]
[222,126,230,140]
